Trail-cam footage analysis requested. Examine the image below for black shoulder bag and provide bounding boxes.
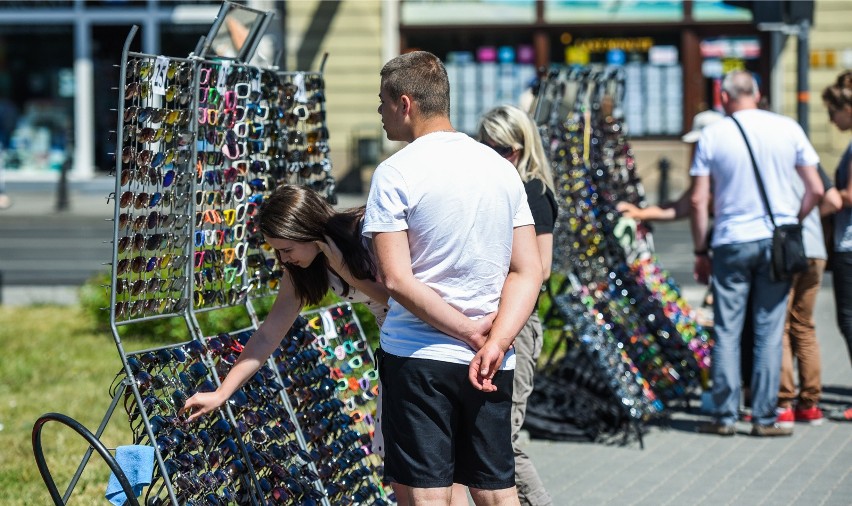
[731,116,808,282]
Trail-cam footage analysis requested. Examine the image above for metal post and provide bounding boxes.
[657,157,670,205]
[55,149,70,212]
[796,18,810,135]
[72,13,95,179]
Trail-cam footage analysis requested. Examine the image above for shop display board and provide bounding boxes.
[106,31,390,506]
[527,65,712,445]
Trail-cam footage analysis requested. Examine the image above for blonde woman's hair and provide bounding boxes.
[477,105,555,195]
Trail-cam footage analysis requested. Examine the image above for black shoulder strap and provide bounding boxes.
[730,115,776,229]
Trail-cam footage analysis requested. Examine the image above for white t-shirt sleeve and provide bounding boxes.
[690,135,712,177]
[513,184,535,228]
[363,164,410,238]
[793,124,820,167]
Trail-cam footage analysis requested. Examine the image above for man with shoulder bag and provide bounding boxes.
[689,70,824,437]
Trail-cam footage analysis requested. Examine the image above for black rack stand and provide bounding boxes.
[526,65,712,446]
[33,412,140,506]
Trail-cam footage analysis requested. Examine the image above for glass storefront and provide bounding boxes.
[0,29,73,173]
[0,1,220,177]
[699,36,762,111]
[399,0,761,138]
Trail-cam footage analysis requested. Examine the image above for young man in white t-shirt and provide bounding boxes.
[363,51,542,505]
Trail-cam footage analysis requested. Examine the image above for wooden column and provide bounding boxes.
[681,28,703,132]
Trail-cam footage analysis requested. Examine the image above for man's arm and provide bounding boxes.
[841,159,852,208]
[689,174,712,285]
[618,187,693,222]
[821,187,842,217]
[795,164,825,221]
[469,224,543,391]
[617,201,678,221]
[371,231,493,349]
[618,171,705,222]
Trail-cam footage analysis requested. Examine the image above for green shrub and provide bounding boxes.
[538,274,569,366]
[79,271,380,346]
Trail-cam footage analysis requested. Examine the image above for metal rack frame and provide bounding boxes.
[32,10,387,505]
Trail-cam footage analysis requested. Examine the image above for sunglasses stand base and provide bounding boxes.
[32,394,142,506]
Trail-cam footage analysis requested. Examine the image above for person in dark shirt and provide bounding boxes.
[478,104,557,506]
[822,70,852,421]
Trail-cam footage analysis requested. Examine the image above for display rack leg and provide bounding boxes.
[59,387,124,502]
[632,421,644,450]
[32,411,140,506]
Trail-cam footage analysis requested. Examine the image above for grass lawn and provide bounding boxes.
[0,305,164,505]
[0,288,381,505]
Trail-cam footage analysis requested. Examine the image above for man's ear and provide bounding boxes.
[400,94,413,116]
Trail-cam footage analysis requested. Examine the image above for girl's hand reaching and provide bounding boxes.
[179,390,227,423]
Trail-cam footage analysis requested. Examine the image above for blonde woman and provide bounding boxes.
[477,104,557,506]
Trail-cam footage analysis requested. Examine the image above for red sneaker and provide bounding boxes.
[828,407,852,422]
[794,405,825,425]
[776,407,794,428]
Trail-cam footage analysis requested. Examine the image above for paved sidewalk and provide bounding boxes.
[524,226,852,505]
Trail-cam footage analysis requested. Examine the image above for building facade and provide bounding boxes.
[1,1,851,197]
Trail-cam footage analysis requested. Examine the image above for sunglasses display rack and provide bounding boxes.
[294,305,384,503]
[32,18,390,506]
[188,57,333,310]
[109,51,197,321]
[110,53,334,323]
[114,304,387,506]
[527,66,712,443]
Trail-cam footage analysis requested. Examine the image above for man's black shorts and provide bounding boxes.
[378,349,515,489]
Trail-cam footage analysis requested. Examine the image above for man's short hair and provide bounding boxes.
[380,50,450,118]
[721,70,759,101]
